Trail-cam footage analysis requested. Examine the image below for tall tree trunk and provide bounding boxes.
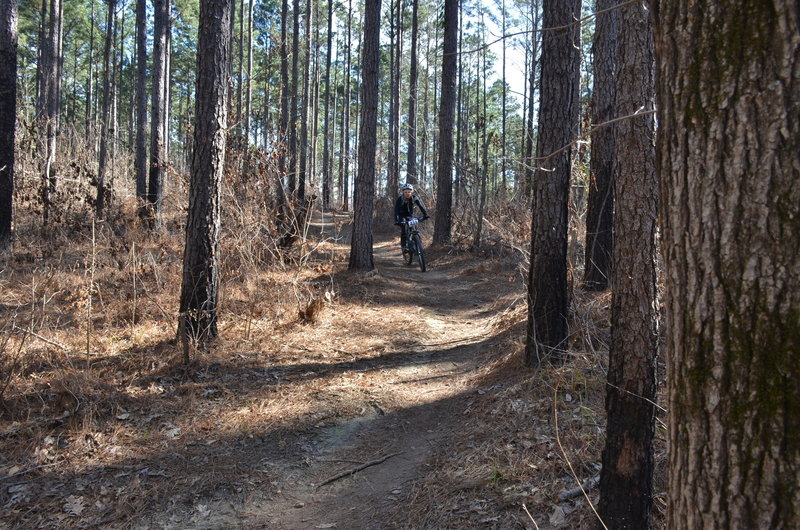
[597,2,657,527]
[523,0,540,198]
[297,0,311,200]
[245,0,252,146]
[524,0,580,367]
[277,0,289,206]
[96,0,116,218]
[405,0,418,184]
[147,0,169,226]
[179,0,232,349]
[0,0,18,252]
[391,0,402,186]
[288,0,300,195]
[654,0,800,527]
[321,0,332,206]
[86,0,95,136]
[237,0,243,132]
[38,0,62,225]
[340,0,351,210]
[583,0,618,291]
[500,0,506,190]
[134,0,147,212]
[348,0,381,271]
[432,0,457,245]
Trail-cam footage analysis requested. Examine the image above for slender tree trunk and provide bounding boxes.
[147,0,169,226]
[432,0,457,245]
[340,0,351,210]
[96,0,115,217]
[288,0,300,195]
[179,0,232,349]
[134,0,147,212]
[500,0,506,190]
[405,0,418,184]
[86,0,95,136]
[277,0,289,207]
[245,0,252,145]
[297,0,311,200]
[0,0,18,252]
[38,0,62,225]
[237,0,243,132]
[391,0,402,186]
[583,0,618,291]
[321,0,332,206]
[348,0,381,271]
[597,2,657,528]
[524,0,581,367]
[654,1,800,527]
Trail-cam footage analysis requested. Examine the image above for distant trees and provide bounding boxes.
[597,1,657,527]
[655,0,800,527]
[179,0,232,349]
[0,0,18,252]
[347,0,381,271]
[525,0,581,367]
[432,0,458,246]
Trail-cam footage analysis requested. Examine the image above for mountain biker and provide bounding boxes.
[394,183,429,252]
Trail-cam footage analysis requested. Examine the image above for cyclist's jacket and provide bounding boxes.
[394,194,429,223]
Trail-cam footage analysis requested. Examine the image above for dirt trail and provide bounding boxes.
[263,239,503,529]
[149,232,518,529]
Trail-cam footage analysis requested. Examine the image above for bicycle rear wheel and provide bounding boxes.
[413,233,426,272]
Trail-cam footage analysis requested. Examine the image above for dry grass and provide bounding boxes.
[1,141,667,528]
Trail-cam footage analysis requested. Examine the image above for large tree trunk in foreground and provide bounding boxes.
[347,0,380,271]
[179,0,232,348]
[597,1,657,528]
[432,0,458,245]
[0,0,18,252]
[525,0,581,367]
[654,1,800,527]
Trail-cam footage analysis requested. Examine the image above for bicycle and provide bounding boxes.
[401,217,426,272]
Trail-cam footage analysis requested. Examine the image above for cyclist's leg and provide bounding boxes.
[400,224,408,251]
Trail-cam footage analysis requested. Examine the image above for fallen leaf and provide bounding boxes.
[63,495,85,516]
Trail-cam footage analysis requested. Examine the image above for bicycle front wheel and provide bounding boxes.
[413,233,426,272]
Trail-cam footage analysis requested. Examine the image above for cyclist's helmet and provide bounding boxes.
[401,183,414,192]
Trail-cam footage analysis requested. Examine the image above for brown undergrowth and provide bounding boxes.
[391,288,668,529]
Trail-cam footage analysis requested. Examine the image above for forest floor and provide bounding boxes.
[0,208,666,529]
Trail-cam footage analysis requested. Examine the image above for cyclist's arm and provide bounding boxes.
[415,196,430,219]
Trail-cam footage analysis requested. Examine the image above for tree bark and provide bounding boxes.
[288,0,300,195]
[654,0,800,527]
[405,0,419,184]
[432,0,457,245]
[597,2,657,528]
[525,0,580,367]
[147,0,169,227]
[96,0,116,218]
[134,0,147,212]
[179,0,232,347]
[37,0,62,225]
[583,0,618,291]
[348,0,381,271]
[321,0,332,206]
[0,0,18,252]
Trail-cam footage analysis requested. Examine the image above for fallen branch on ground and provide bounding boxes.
[316,452,403,489]
[557,474,601,502]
